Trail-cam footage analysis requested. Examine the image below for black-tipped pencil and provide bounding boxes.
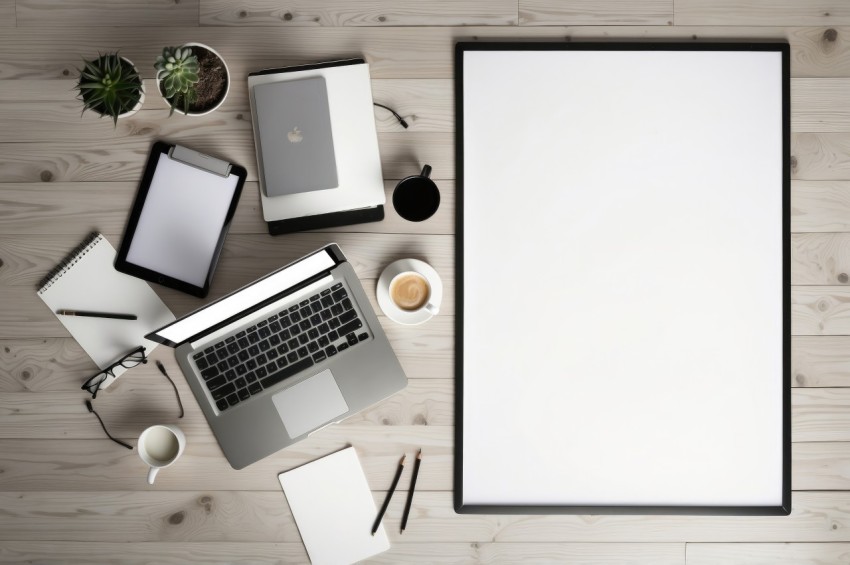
[372,454,405,535]
[400,449,422,533]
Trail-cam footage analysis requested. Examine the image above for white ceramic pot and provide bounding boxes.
[159,42,230,117]
[117,56,144,119]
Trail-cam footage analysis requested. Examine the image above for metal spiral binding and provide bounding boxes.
[36,232,102,294]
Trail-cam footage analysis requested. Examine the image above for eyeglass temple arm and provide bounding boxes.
[86,400,133,450]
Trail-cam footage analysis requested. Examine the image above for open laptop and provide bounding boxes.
[252,76,339,197]
[146,245,407,469]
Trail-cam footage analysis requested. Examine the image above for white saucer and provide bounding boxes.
[377,259,443,325]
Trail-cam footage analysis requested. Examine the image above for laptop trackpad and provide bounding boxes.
[272,369,349,438]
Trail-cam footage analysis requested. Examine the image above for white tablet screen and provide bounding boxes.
[125,154,239,287]
[460,47,787,511]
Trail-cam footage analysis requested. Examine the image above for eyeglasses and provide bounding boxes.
[81,346,147,399]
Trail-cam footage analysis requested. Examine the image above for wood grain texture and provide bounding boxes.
[792,233,850,285]
[0,381,842,442]
[15,0,200,27]
[199,0,518,26]
[520,0,672,25]
[793,336,850,387]
[793,287,850,335]
[793,79,850,133]
[686,542,850,564]
[0,429,452,492]
[0,27,849,80]
[675,0,850,26]
[794,442,850,491]
[0,542,687,564]
[793,181,850,232]
[0,132,453,183]
[0,179,454,237]
[0,491,846,543]
[0,0,13,27]
[793,133,850,180]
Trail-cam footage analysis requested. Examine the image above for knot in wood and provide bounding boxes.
[824,28,838,42]
[168,511,185,525]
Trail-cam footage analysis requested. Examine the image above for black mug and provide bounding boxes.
[392,165,440,222]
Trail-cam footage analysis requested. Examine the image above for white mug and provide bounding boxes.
[389,271,439,316]
[138,424,186,485]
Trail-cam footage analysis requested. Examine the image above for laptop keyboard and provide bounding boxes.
[191,282,370,412]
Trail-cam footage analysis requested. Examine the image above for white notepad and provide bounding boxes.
[37,233,175,387]
[279,447,390,565]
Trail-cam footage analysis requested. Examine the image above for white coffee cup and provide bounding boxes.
[377,258,443,325]
[138,424,186,485]
[389,271,439,315]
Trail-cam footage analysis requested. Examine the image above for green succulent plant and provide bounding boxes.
[155,46,200,115]
[75,53,143,127]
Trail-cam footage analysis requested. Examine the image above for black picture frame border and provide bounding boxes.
[454,41,792,516]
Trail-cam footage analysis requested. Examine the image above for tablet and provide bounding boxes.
[116,142,247,298]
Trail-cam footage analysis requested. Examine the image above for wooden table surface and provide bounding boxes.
[1,1,849,563]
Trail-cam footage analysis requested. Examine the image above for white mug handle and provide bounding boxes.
[147,466,160,485]
[424,302,439,316]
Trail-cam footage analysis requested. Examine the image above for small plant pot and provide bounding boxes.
[159,43,230,117]
[83,56,145,121]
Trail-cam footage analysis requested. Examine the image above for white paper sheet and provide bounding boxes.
[279,447,390,564]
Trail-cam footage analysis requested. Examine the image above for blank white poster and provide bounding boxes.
[461,48,785,509]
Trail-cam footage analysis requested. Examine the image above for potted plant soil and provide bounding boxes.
[75,52,144,126]
[155,43,230,116]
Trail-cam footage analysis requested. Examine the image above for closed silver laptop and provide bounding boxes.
[146,245,407,469]
[252,76,339,197]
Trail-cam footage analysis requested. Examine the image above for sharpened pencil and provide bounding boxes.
[400,449,422,533]
[372,454,405,535]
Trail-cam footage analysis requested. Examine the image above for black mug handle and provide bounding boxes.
[420,165,432,179]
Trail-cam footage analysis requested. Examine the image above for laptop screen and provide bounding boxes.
[149,248,336,346]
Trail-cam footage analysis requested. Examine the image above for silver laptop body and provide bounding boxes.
[252,76,339,197]
[147,245,407,469]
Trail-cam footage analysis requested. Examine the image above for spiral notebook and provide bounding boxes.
[37,233,175,385]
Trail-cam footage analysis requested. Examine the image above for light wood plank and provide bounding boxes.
[0,0,13,27]
[15,0,200,27]
[793,287,850,335]
[520,0,673,25]
[686,542,850,564]
[0,383,845,442]
[793,336,850,387]
[794,388,850,442]
[792,181,850,232]
[793,79,850,133]
[0,436,846,492]
[793,133,850,180]
[0,491,846,543]
[199,0,517,26]
[0,27,849,80]
[0,179,454,237]
[9,76,844,136]
[792,233,850,285]
[0,428,452,491]
[0,541,686,565]
[0,379,453,440]
[1,131,841,186]
[675,0,850,26]
[794,442,850,490]
[0,132,453,183]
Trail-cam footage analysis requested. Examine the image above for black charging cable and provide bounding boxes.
[86,400,133,450]
[373,103,409,129]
